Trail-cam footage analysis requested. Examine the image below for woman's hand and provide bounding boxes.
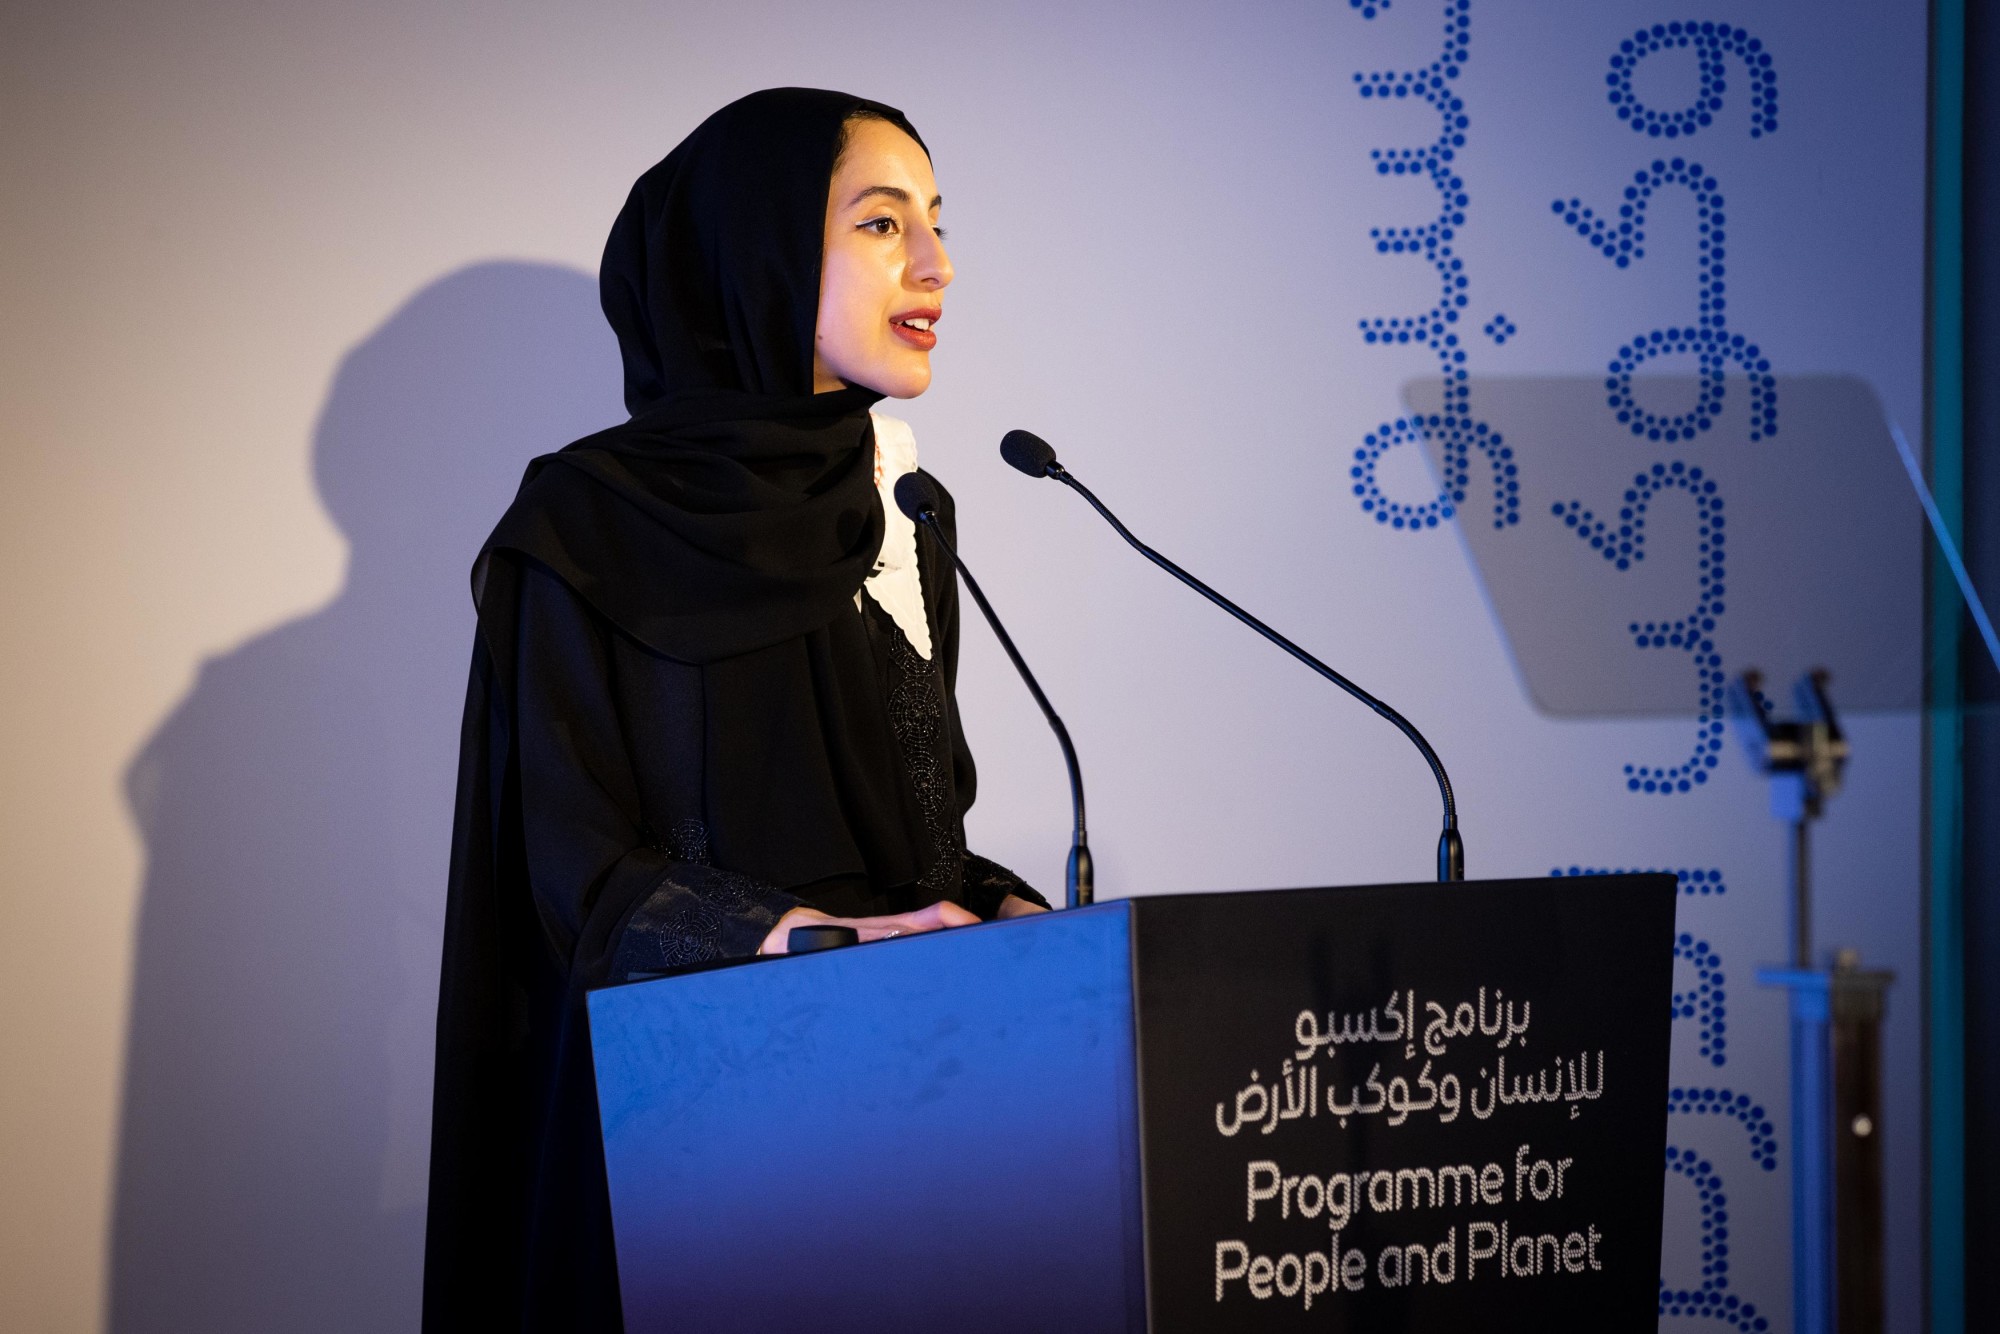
[758,900,981,955]
[994,894,1050,919]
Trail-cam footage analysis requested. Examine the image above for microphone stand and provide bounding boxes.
[899,483,1094,908]
[1039,459,1463,882]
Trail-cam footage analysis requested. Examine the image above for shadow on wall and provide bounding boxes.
[109,262,620,1333]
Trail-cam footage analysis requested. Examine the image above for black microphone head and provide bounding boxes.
[893,470,940,523]
[1000,429,1059,478]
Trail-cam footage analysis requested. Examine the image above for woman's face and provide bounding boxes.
[813,117,953,397]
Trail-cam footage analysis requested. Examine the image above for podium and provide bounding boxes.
[589,875,1676,1332]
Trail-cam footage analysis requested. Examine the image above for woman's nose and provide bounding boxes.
[913,234,953,291]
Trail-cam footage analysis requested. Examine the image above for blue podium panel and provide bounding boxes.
[588,904,1147,1334]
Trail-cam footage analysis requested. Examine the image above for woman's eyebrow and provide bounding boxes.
[847,184,944,210]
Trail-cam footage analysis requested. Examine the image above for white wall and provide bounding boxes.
[0,1,1929,1328]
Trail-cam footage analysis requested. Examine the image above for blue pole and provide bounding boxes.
[1763,967,1833,1334]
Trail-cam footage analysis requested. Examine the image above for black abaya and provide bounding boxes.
[422,89,1042,1332]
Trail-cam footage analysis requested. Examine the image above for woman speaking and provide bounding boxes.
[423,88,1047,1331]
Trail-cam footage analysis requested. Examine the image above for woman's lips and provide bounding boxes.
[890,309,941,351]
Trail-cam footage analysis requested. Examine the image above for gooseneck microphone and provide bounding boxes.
[893,472,1094,908]
[999,430,1465,882]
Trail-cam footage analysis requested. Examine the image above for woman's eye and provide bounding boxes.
[859,216,898,235]
[933,225,949,240]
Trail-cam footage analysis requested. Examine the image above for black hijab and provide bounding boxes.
[481,87,929,663]
[471,84,952,894]
[599,87,925,413]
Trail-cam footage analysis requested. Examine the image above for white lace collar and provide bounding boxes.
[861,411,932,660]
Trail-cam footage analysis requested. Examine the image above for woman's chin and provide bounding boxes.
[858,362,932,400]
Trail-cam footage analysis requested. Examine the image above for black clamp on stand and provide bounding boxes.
[1729,669,1891,1334]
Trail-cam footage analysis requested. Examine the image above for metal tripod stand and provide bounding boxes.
[1732,670,1892,1334]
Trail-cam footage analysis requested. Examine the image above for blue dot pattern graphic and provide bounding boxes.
[1667,1087,1778,1170]
[1551,461,1727,793]
[1347,0,1518,533]
[1546,28,1782,1324]
[1550,866,1728,896]
[1672,934,1728,1067]
[1553,158,1776,442]
[1483,312,1516,344]
[1355,415,1517,531]
[1349,0,1391,18]
[1659,1145,1771,1330]
[1608,22,1779,140]
[1558,859,1770,1316]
